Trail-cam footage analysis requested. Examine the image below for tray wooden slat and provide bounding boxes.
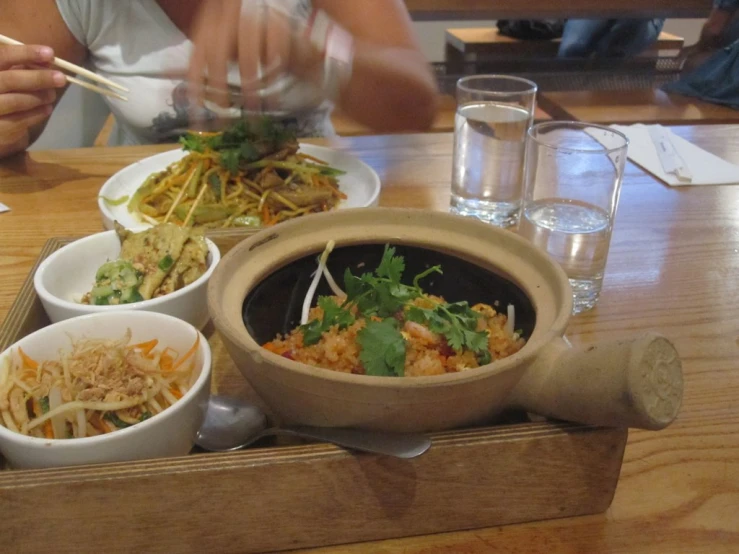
[0,230,628,554]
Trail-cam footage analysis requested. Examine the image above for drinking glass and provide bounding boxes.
[450,75,538,228]
[518,121,629,314]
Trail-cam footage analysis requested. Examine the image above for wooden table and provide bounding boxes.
[404,0,712,20]
[540,89,739,126]
[1,128,738,552]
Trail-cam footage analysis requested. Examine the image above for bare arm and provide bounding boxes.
[0,0,87,157]
[313,0,439,133]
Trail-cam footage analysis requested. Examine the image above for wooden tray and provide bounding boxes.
[0,230,628,554]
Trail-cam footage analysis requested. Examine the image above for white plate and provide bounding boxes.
[98,144,381,230]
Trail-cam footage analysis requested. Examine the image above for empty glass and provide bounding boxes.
[450,75,538,228]
[518,122,629,314]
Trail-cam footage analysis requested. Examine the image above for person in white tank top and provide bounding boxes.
[0,0,438,157]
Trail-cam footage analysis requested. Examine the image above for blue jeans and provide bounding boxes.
[558,19,666,58]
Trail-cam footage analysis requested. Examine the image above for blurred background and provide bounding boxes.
[30,18,705,151]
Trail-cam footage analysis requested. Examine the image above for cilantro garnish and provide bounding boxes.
[179,118,296,175]
[343,246,442,318]
[300,296,356,346]
[357,319,406,377]
[39,396,50,414]
[299,244,497,375]
[406,301,492,362]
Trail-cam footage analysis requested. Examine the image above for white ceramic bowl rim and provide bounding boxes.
[0,311,212,447]
[33,231,221,312]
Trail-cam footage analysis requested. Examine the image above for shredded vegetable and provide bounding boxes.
[0,331,199,439]
[128,119,347,229]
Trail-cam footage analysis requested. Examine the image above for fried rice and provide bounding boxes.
[263,295,525,377]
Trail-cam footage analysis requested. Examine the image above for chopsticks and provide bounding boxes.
[0,33,129,102]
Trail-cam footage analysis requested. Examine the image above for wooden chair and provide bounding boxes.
[93,113,115,147]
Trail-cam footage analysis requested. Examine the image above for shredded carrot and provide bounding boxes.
[262,342,280,354]
[18,348,38,370]
[171,334,200,371]
[262,204,274,226]
[169,386,183,400]
[160,347,178,372]
[43,420,54,439]
[129,339,159,356]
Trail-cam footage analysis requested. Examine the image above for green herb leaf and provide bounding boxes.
[376,246,405,282]
[239,141,259,162]
[300,319,324,346]
[477,350,492,365]
[39,396,50,414]
[158,254,174,271]
[179,133,205,153]
[179,118,297,175]
[321,296,355,329]
[140,411,153,422]
[357,319,406,377]
[220,149,241,175]
[300,296,356,346]
[406,301,491,358]
[342,246,440,319]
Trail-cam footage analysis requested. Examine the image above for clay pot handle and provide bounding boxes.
[509,333,683,430]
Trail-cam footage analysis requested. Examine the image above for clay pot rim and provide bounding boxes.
[208,208,572,388]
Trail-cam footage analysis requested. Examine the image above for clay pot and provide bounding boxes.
[208,208,683,433]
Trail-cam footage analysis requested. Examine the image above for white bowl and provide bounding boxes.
[34,230,221,330]
[0,311,212,469]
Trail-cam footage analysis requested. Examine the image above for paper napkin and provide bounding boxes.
[0,202,9,214]
[611,124,739,187]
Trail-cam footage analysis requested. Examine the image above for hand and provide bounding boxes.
[0,44,67,158]
[187,0,324,113]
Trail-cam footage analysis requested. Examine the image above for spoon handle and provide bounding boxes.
[262,426,432,459]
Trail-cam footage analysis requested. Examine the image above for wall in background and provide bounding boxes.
[32,17,705,150]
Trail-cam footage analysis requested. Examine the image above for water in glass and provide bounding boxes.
[451,102,530,227]
[518,198,611,313]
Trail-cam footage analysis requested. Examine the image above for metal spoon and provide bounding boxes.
[194,395,432,459]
